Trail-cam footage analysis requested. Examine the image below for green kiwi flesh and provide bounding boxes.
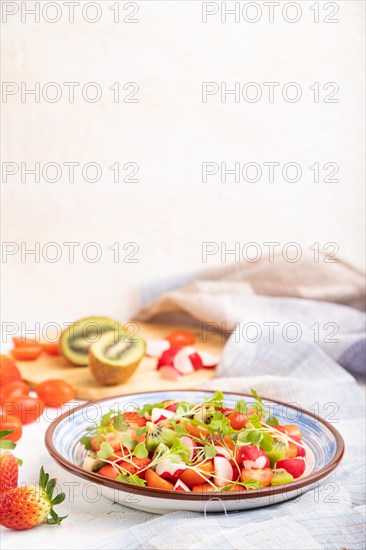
[89,330,145,386]
[145,422,176,452]
[60,316,118,366]
[271,468,294,486]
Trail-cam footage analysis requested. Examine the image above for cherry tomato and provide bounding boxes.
[11,346,43,361]
[0,414,23,442]
[166,330,195,348]
[12,337,38,348]
[35,379,75,407]
[2,396,45,425]
[0,381,30,405]
[40,342,60,356]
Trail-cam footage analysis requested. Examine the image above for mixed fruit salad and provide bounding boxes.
[80,390,307,492]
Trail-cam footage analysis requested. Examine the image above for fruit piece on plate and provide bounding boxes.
[199,351,218,369]
[213,456,234,487]
[34,380,75,407]
[159,366,182,381]
[98,464,119,479]
[145,339,170,358]
[122,412,146,429]
[0,356,22,385]
[241,467,273,488]
[145,468,174,490]
[179,460,214,488]
[60,316,118,366]
[266,440,288,467]
[89,330,145,386]
[173,347,196,374]
[277,424,302,439]
[191,483,216,493]
[166,330,195,348]
[180,436,196,460]
[0,466,66,530]
[145,422,176,451]
[174,479,190,491]
[271,468,294,486]
[11,346,43,361]
[151,408,175,423]
[156,455,186,480]
[291,435,306,457]
[240,445,270,469]
[276,458,306,479]
[12,337,39,348]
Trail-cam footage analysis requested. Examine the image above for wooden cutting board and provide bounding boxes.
[15,323,224,401]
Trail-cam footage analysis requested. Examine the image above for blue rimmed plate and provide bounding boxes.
[45,390,344,514]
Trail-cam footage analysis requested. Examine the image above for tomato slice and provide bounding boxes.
[40,342,60,356]
[12,337,39,348]
[165,330,195,348]
[0,414,23,442]
[0,381,30,405]
[11,346,43,361]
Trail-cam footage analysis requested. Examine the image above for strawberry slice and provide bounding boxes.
[276,458,306,479]
[240,445,270,469]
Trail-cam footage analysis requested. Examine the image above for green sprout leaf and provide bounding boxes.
[235,400,248,414]
[116,473,146,487]
[204,443,217,460]
[266,415,279,427]
[80,436,92,450]
[96,442,114,460]
[113,413,128,432]
[136,426,146,437]
[133,442,148,459]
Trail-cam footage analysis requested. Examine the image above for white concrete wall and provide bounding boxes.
[1,1,365,331]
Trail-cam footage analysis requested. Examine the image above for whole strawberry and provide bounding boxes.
[0,467,66,530]
[0,429,18,492]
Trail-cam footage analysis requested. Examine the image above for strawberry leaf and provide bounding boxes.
[52,492,66,505]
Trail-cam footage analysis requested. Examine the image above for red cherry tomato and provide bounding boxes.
[166,330,195,348]
[0,381,30,405]
[35,379,75,407]
[12,337,38,348]
[2,396,45,425]
[0,414,23,442]
[40,342,60,356]
[11,346,43,361]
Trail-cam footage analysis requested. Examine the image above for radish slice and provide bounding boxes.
[159,366,182,381]
[215,446,232,460]
[180,436,197,460]
[146,339,170,358]
[174,479,190,491]
[173,347,195,374]
[189,352,203,370]
[151,408,175,423]
[157,347,180,369]
[213,456,234,487]
[199,351,218,369]
[156,455,187,480]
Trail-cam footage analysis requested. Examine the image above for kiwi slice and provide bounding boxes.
[60,316,118,366]
[89,330,145,386]
[271,468,294,486]
[194,405,215,424]
[267,440,288,467]
[145,422,176,452]
[152,442,170,461]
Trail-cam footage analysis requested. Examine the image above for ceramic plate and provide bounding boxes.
[45,390,344,514]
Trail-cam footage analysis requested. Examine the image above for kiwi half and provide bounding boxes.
[89,330,145,386]
[145,422,176,452]
[60,316,118,366]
